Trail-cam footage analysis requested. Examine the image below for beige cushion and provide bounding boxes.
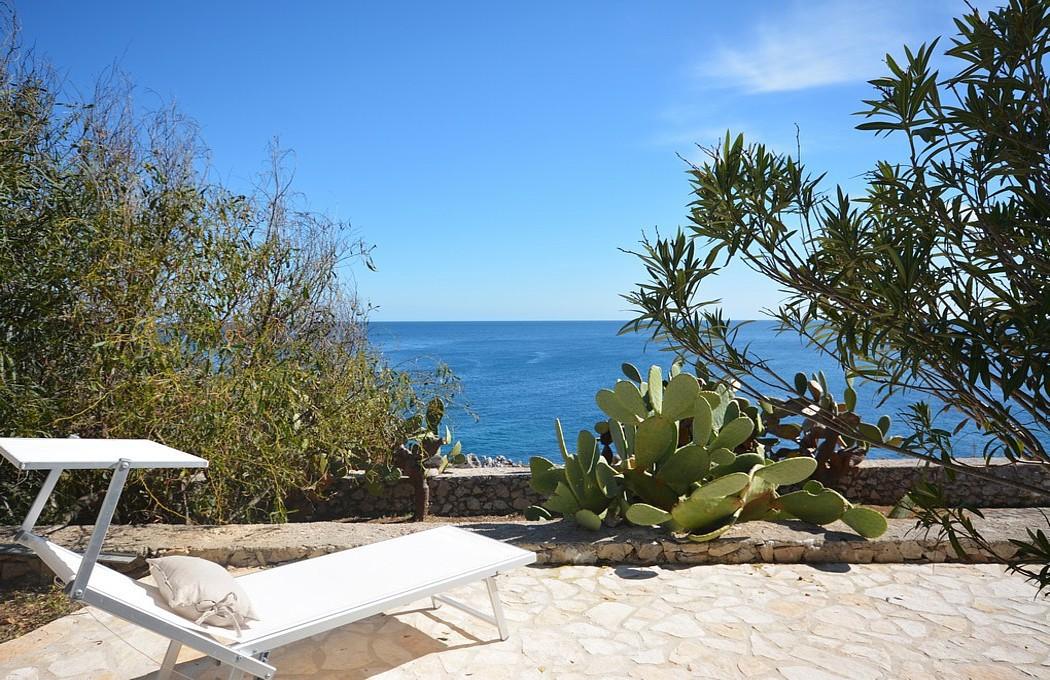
[148,555,258,631]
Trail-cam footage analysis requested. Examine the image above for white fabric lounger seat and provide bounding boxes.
[2,438,536,680]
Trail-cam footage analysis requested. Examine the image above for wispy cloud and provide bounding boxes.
[648,1,969,151]
[699,1,917,94]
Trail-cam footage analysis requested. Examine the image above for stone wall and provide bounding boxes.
[1,508,1037,584]
[306,468,539,520]
[835,457,1050,507]
[304,456,1048,520]
[0,544,142,585]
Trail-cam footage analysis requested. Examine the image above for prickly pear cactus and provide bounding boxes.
[525,419,625,530]
[761,371,902,485]
[527,361,888,540]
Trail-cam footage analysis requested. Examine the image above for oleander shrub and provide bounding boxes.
[623,0,1050,591]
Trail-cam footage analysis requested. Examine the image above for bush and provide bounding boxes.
[623,0,1050,591]
[0,30,433,524]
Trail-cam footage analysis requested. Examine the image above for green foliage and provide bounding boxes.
[399,396,467,474]
[388,394,467,522]
[762,371,898,485]
[527,362,887,540]
[626,1,1050,468]
[0,34,443,524]
[896,481,1049,597]
[622,1,1050,588]
[526,419,621,524]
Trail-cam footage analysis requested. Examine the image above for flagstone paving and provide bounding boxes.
[1,563,1048,679]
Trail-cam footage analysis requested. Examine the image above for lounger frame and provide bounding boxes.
[3,439,535,680]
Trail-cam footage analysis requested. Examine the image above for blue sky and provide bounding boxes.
[17,1,983,320]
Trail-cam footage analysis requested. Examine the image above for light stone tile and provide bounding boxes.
[983,645,1043,664]
[699,634,748,655]
[838,642,893,670]
[2,669,41,680]
[750,632,790,661]
[631,647,666,665]
[578,637,630,655]
[651,613,706,638]
[584,601,634,626]
[779,666,850,680]
[1,563,1047,680]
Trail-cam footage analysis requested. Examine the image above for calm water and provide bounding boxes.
[370,320,997,463]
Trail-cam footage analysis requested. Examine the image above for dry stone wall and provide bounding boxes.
[309,457,1048,519]
[307,468,540,519]
[835,457,1050,506]
[2,508,1038,584]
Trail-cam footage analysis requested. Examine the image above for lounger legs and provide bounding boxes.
[485,576,509,641]
[253,652,270,680]
[222,651,269,680]
[157,643,267,680]
[224,651,270,680]
[431,576,511,640]
[157,640,181,680]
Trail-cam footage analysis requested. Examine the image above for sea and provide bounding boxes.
[369,320,1006,464]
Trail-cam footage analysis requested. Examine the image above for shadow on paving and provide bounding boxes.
[130,605,499,680]
[461,518,861,544]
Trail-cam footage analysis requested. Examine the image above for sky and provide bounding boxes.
[16,1,988,321]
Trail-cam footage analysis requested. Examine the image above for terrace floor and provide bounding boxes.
[1,562,1047,680]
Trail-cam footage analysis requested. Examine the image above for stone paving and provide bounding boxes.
[1,563,1048,679]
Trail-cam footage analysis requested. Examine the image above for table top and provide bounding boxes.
[0,438,209,471]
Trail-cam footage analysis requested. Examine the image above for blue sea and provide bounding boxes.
[369,320,999,463]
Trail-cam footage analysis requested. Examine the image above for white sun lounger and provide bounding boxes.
[1,438,536,679]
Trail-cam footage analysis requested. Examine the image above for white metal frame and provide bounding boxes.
[155,570,515,680]
[5,439,534,680]
[12,454,277,679]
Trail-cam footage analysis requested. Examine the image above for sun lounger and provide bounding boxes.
[1,438,536,679]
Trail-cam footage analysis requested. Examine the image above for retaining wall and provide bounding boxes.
[1,508,1039,585]
[305,457,1049,519]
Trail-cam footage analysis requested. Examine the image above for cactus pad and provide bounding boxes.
[595,458,622,498]
[625,502,673,526]
[634,415,677,468]
[841,505,888,538]
[614,380,650,420]
[672,495,741,532]
[574,508,603,531]
[710,415,755,450]
[655,444,711,493]
[596,389,641,424]
[752,456,818,486]
[529,456,562,495]
[692,397,714,446]
[776,488,848,524]
[524,505,552,521]
[662,373,701,421]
